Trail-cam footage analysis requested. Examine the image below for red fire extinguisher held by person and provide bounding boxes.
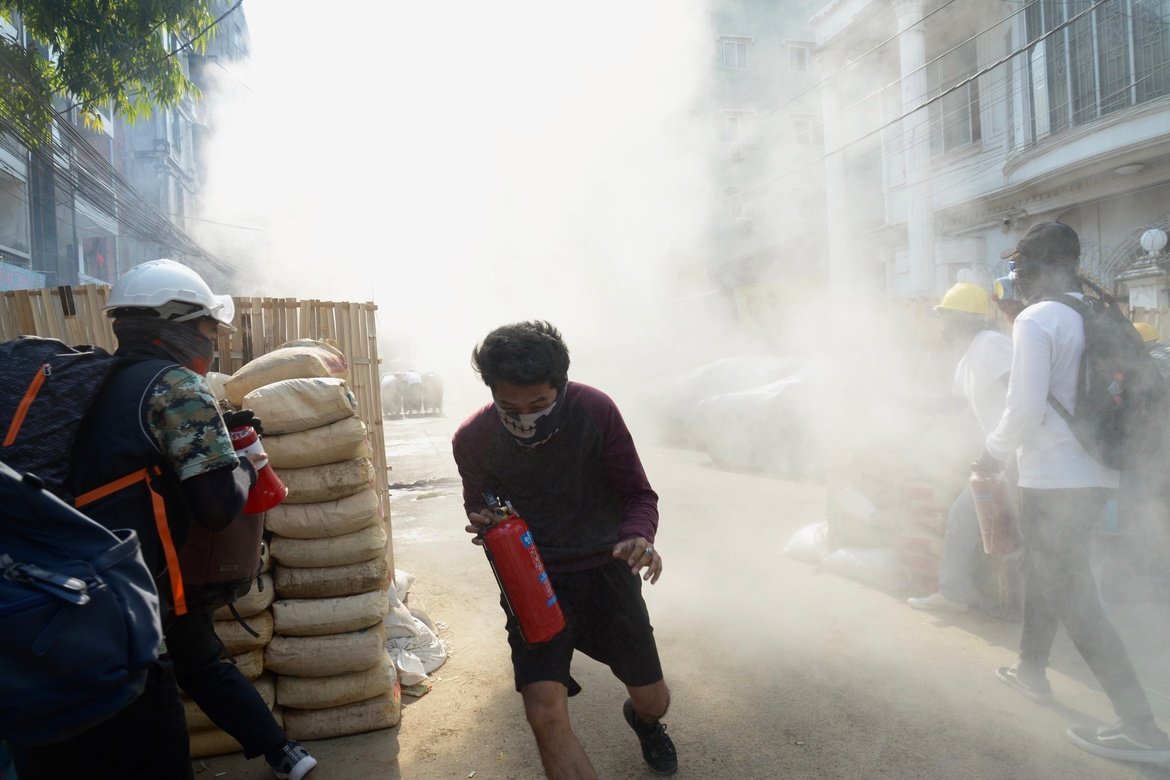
[479,492,566,645]
[228,424,288,513]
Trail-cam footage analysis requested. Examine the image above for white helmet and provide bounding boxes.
[104,259,235,329]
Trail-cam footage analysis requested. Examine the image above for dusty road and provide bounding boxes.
[195,413,1170,780]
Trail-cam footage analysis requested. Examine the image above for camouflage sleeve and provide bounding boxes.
[145,367,239,481]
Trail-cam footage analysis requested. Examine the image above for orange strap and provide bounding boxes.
[3,364,48,447]
[76,466,187,616]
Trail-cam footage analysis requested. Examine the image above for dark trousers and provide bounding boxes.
[13,659,192,780]
[1019,487,1155,725]
[165,606,286,759]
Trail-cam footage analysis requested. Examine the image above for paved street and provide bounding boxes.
[196,411,1170,779]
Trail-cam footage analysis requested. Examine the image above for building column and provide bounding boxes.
[818,46,854,296]
[893,0,934,297]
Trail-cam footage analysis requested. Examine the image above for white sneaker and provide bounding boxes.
[907,592,968,612]
[268,741,317,780]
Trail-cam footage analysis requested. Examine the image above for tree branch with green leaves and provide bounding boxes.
[0,0,216,136]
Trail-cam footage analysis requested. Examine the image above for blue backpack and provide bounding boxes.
[0,460,162,747]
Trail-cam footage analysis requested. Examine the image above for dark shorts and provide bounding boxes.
[505,558,664,692]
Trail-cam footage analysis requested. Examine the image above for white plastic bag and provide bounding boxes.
[782,522,829,564]
[820,546,907,592]
[393,569,416,603]
[385,615,447,685]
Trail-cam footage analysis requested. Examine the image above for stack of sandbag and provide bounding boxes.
[895,478,953,595]
[237,342,398,739]
[222,339,350,410]
[185,548,278,757]
[894,410,977,595]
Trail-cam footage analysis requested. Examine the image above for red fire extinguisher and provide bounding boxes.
[970,470,1020,556]
[479,492,566,645]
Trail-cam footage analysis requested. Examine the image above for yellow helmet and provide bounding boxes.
[935,283,992,317]
[1134,322,1159,345]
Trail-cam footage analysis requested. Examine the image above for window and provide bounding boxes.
[170,110,184,155]
[724,188,754,221]
[792,115,824,145]
[787,43,812,72]
[928,39,981,155]
[0,171,31,258]
[719,36,752,69]
[723,110,759,148]
[1025,0,1170,140]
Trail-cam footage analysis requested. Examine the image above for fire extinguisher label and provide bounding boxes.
[547,596,558,607]
[521,531,534,548]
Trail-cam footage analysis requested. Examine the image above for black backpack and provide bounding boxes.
[0,337,121,502]
[1043,284,1170,471]
[1,336,265,620]
[0,460,163,746]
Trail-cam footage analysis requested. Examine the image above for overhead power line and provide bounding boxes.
[724,0,1115,202]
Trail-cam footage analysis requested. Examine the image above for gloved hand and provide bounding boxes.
[223,408,264,436]
[972,449,1004,475]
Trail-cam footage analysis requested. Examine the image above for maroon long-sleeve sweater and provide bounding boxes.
[452,381,659,573]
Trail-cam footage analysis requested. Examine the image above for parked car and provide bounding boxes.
[638,355,806,447]
[684,361,829,477]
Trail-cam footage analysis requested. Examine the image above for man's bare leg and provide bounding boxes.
[626,679,670,723]
[521,681,597,780]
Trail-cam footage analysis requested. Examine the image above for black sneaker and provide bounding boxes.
[623,698,677,775]
[267,740,317,780]
[996,665,1053,702]
[1067,721,1170,764]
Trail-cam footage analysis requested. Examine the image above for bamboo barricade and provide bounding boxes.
[0,284,391,569]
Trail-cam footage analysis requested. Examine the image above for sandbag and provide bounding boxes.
[274,556,389,600]
[214,572,275,620]
[265,488,380,540]
[204,371,232,406]
[242,377,358,437]
[265,624,387,677]
[188,707,284,759]
[225,341,349,408]
[184,673,274,732]
[280,457,375,504]
[214,609,274,655]
[227,648,265,681]
[270,520,387,568]
[272,589,389,637]
[276,649,394,709]
[283,688,401,741]
[265,416,370,469]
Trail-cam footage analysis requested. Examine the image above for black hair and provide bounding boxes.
[471,320,570,390]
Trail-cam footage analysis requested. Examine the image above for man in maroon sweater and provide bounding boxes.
[453,320,676,778]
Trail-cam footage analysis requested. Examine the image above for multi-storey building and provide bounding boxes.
[0,1,248,291]
[811,0,1170,300]
[703,0,830,345]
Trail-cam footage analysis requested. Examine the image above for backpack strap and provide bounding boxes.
[75,465,187,616]
[3,362,49,446]
[1036,293,1089,427]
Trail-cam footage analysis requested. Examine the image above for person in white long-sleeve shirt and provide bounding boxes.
[980,221,1169,765]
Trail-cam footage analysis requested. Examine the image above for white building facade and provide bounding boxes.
[812,0,1170,301]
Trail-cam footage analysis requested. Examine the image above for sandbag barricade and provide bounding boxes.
[185,674,279,759]
[233,342,398,739]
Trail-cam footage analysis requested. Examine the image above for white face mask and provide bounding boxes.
[496,402,558,441]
